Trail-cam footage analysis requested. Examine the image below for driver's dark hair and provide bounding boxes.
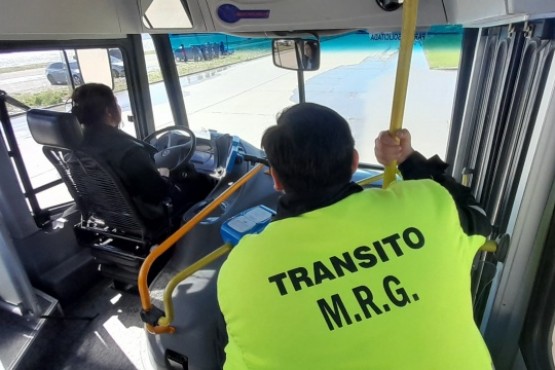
[261,103,354,194]
[71,83,117,126]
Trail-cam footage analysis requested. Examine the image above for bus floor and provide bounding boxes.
[15,278,151,370]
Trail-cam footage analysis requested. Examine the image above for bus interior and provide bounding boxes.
[1,0,555,369]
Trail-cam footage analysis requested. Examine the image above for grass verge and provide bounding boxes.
[422,33,462,70]
[6,48,272,114]
[0,63,48,74]
[13,89,70,108]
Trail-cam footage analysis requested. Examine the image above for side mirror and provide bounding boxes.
[272,39,320,71]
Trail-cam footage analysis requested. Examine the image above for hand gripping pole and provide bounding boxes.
[383,0,419,188]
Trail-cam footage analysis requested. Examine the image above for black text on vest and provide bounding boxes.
[267,226,425,296]
[317,275,421,331]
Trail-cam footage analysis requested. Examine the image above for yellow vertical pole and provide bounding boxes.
[383,0,420,188]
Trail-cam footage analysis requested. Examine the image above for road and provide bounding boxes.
[3,34,458,208]
[0,54,161,94]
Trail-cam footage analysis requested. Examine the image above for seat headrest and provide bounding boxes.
[27,109,83,149]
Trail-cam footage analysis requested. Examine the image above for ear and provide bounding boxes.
[270,167,285,193]
[351,149,359,174]
[106,105,121,127]
[104,107,115,126]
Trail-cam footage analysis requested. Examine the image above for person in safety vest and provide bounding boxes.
[217,102,493,370]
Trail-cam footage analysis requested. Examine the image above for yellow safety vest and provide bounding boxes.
[218,179,492,370]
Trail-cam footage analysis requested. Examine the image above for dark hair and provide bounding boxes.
[304,41,317,54]
[261,103,354,193]
[71,83,118,126]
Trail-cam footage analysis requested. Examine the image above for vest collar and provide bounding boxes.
[274,182,363,221]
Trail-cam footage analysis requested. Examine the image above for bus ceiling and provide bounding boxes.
[0,0,554,40]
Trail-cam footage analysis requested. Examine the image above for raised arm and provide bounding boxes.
[374,129,491,237]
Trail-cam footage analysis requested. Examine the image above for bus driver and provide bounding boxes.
[71,83,211,223]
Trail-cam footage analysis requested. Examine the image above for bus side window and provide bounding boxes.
[0,47,132,223]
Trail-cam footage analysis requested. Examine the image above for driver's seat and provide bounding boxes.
[27,109,175,285]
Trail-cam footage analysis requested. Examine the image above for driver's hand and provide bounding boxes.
[158,167,170,177]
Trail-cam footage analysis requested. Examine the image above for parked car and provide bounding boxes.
[110,56,125,78]
[45,57,124,85]
[45,62,82,85]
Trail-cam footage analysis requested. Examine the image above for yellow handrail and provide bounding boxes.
[138,163,265,320]
[383,0,419,188]
[356,173,384,186]
[158,243,233,327]
[479,240,497,253]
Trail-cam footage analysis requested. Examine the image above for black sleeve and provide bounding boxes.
[398,151,492,237]
[119,147,171,204]
[216,312,228,368]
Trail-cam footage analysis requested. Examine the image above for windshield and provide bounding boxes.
[166,27,462,164]
[308,27,462,162]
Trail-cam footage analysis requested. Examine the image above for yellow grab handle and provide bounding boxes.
[139,163,265,312]
[145,323,175,335]
[479,240,497,253]
[158,244,233,327]
[356,173,384,186]
[383,0,420,188]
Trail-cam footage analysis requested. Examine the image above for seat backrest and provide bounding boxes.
[27,108,83,149]
[27,109,170,247]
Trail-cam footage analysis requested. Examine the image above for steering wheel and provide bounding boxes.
[144,126,196,171]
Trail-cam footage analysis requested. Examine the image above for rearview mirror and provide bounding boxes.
[272,39,320,71]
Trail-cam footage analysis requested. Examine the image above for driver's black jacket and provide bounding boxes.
[81,124,177,220]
